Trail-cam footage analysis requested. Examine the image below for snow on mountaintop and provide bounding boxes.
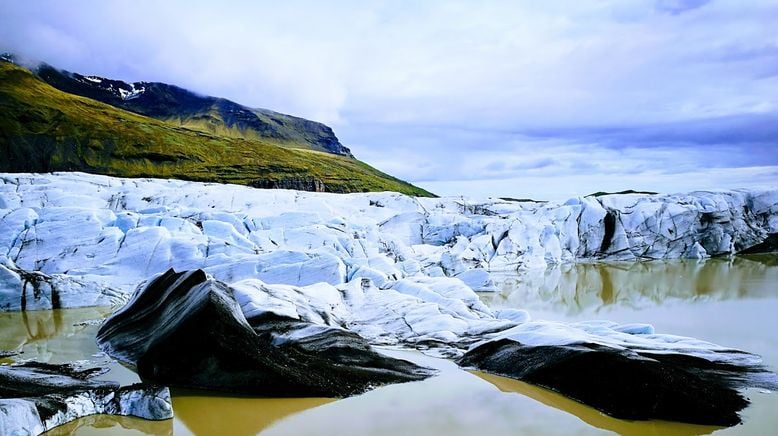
[74,73,146,100]
[117,83,145,100]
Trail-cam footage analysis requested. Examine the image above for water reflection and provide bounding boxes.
[0,308,156,436]
[0,307,110,363]
[474,372,721,436]
[483,255,778,316]
[172,393,333,435]
[44,414,173,436]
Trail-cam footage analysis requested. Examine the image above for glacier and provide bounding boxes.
[1,171,775,306]
[1,172,777,427]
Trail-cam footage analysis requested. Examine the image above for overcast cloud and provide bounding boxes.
[1,0,776,199]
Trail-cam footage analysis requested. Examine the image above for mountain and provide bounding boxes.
[0,59,433,196]
[32,64,353,157]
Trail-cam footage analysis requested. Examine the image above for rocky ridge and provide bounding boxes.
[28,60,354,157]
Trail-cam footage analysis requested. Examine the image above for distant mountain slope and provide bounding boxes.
[32,63,353,156]
[0,61,434,196]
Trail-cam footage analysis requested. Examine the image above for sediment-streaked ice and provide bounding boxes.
[1,172,775,310]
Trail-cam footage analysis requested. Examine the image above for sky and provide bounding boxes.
[1,0,776,200]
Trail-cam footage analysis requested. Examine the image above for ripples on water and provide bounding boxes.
[1,255,776,435]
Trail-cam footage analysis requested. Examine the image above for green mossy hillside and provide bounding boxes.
[33,63,352,156]
[0,62,434,196]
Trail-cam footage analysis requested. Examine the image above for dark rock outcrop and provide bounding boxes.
[0,361,172,435]
[250,176,326,192]
[739,233,778,254]
[598,209,617,254]
[97,269,434,397]
[458,339,777,426]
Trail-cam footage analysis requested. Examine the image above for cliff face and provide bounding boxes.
[0,61,433,196]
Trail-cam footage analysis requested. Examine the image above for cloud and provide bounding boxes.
[346,114,777,200]
[485,158,558,172]
[4,1,777,127]
[524,113,778,148]
[654,0,712,15]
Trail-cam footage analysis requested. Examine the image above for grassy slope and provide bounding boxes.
[34,64,350,155]
[150,98,348,155]
[164,110,340,153]
[0,62,433,196]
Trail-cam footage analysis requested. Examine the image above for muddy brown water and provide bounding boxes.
[1,254,776,435]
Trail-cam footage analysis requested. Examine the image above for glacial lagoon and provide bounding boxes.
[3,255,776,436]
